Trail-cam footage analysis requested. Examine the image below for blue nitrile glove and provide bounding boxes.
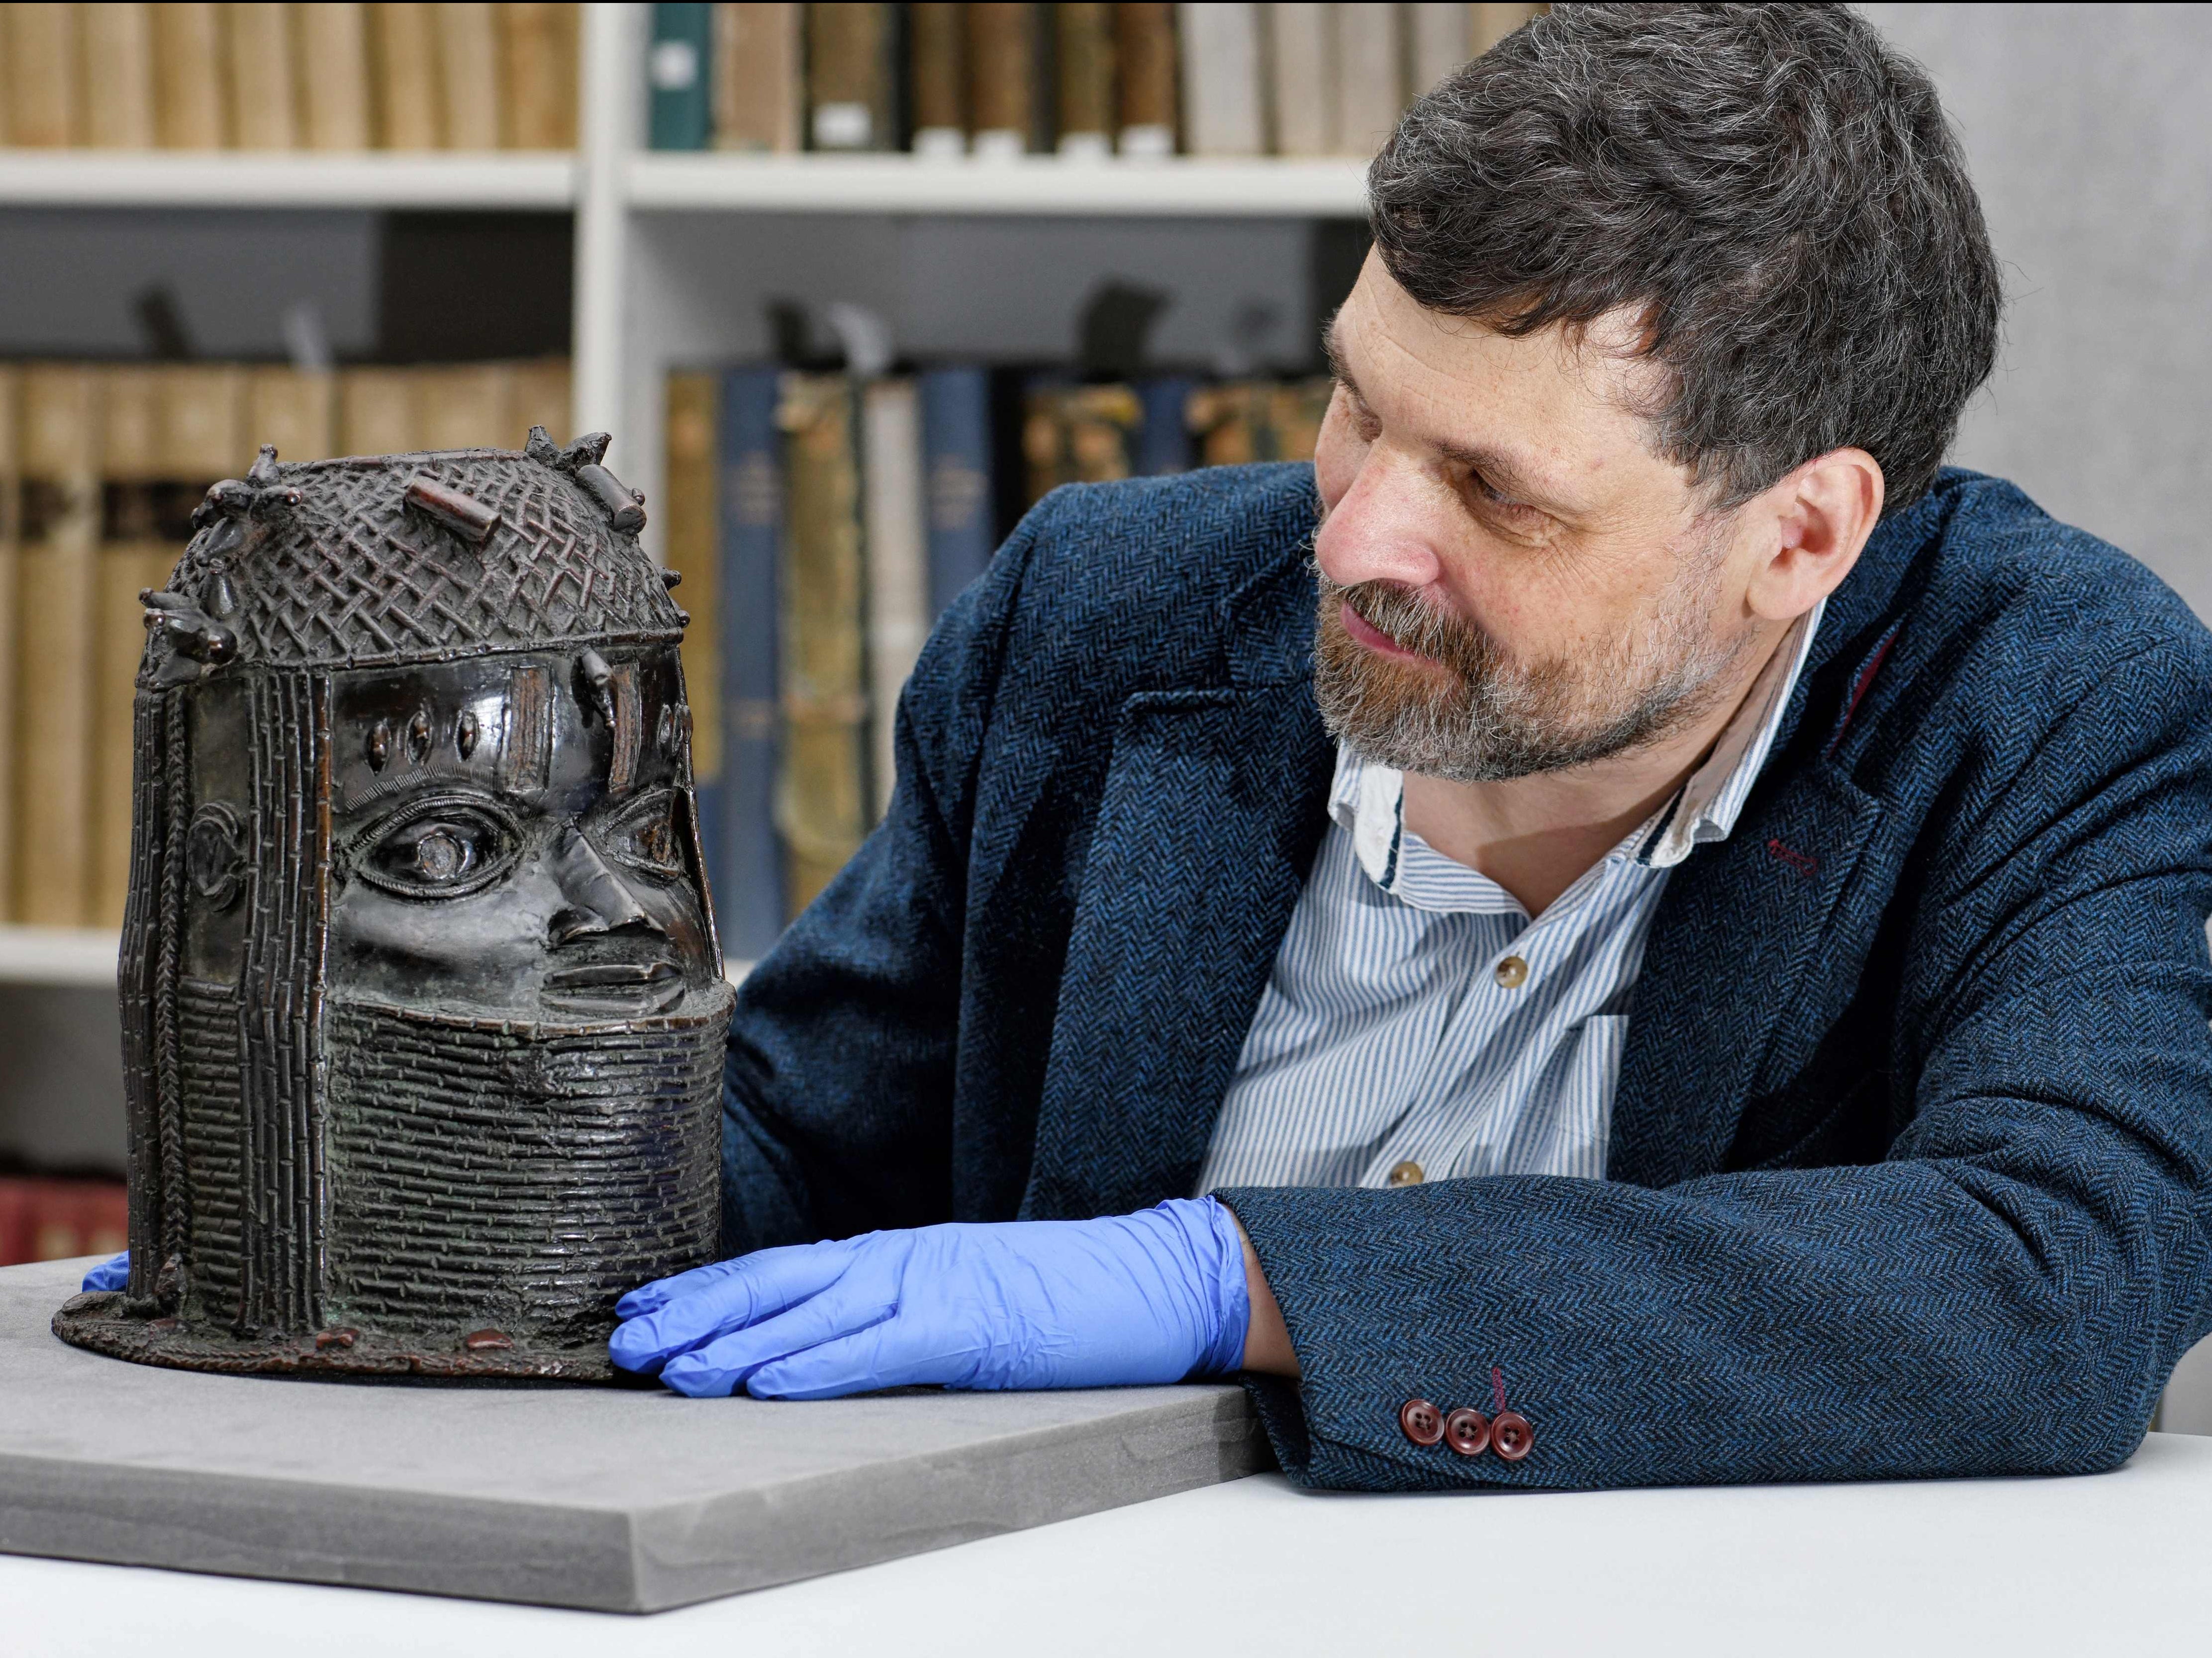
[82,1252,129,1292]
[609,1197,1252,1399]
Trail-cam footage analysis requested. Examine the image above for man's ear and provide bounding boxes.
[1744,448,1885,623]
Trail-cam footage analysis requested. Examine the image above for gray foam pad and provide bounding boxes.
[0,1259,1266,1611]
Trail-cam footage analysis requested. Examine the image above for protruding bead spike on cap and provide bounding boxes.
[245,444,282,487]
[403,474,502,545]
[524,425,562,465]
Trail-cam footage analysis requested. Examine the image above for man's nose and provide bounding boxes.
[1315,444,1450,592]
[546,825,665,945]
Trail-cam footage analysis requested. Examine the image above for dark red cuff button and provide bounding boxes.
[1491,1409,1534,1461]
[1399,1396,1444,1446]
[1443,1407,1491,1457]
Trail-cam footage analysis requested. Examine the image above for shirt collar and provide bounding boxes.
[1329,596,1825,886]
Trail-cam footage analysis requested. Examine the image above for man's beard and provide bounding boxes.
[1311,528,1751,783]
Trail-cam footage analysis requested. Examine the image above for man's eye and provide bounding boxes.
[605,792,687,880]
[356,802,516,899]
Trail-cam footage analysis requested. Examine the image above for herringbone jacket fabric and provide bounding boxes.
[720,462,2212,1491]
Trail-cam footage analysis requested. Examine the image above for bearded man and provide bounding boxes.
[611,3,2212,1490]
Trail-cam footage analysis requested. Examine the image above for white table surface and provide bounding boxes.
[8,1430,2211,1656]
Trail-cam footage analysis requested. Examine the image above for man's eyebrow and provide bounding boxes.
[1327,321,1567,508]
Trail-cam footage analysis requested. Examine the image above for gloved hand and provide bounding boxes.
[609,1197,1253,1399]
[81,1252,129,1292]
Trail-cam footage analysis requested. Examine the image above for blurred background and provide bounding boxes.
[0,0,2204,1426]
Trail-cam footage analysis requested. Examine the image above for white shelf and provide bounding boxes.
[0,928,117,989]
[0,150,577,209]
[624,153,1372,217]
[0,927,751,992]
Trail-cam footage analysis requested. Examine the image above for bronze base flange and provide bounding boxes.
[51,1291,631,1383]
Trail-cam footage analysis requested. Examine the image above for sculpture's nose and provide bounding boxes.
[546,824,665,946]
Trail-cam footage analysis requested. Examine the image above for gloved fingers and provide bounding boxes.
[80,1252,130,1294]
[742,1317,984,1399]
[610,1239,858,1374]
[614,1254,753,1321]
[658,1274,898,1398]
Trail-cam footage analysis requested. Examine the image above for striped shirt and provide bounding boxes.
[1196,600,1824,1194]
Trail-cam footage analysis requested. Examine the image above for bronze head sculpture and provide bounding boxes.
[53,431,732,1381]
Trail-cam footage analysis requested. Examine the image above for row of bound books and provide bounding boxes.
[0,2,577,151]
[0,1174,125,1267]
[0,357,571,930]
[665,361,1333,961]
[649,3,1545,159]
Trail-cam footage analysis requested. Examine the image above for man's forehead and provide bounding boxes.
[1330,257,1680,516]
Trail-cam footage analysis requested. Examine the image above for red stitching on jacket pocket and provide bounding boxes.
[1767,837,1818,876]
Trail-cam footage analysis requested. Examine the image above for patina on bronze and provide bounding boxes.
[53,431,732,1382]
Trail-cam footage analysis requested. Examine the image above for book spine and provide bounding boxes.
[1022,380,1139,507]
[1264,2,1333,156]
[412,361,516,450]
[508,356,573,445]
[89,367,160,931]
[1055,1,1114,158]
[861,378,926,820]
[370,1,444,148]
[226,1,302,149]
[0,366,17,921]
[13,365,100,927]
[906,0,965,157]
[338,366,423,455]
[298,1,376,150]
[1186,380,1263,466]
[1134,375,1197,475]
[806,2,893,152]
[81,2,157,148]
[1468,2,1544,56]
[500,1,577,148]
[1176,2,1261,156]
[1264,375,1335,462]
[1331,0,1403,156]
[918,367,996,619]
[966,2,1033,160]
[648,1,713,149]
[3,1,82,146]
[664,371,724,944]
[0,1176,129,1265]
[437,1,504,148]
[153,2,228,147]
[1113,1,1175,156]
[1405,0,1467,95]
[246,364,338,462]
[717,365,786,961]
[713,2,799,152]
[775,373,870,919]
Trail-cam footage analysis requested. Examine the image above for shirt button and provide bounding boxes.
[1387,1160,1425,1187]
[1399,1397,1444,1446]
[1491,1409,1535,1461]
[1494,955,1529,989]
[1444,1406,1492,1457]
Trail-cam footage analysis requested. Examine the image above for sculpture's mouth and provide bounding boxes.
[539,958,688,1016]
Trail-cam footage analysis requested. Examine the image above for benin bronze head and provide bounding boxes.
[55,431,731,1380]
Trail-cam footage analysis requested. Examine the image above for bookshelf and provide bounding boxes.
[0,151,578,209]
[0,4,1370,992]
[621,153,1373,215]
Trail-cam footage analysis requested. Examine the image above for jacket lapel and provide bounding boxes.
[1021,682,1334,1219]
[1610,761,1885,1190]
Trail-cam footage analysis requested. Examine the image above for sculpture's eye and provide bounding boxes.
[354,795,519,900]
[602,789,688,881]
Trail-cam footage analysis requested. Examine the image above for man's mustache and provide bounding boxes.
[1331,577,1501,683]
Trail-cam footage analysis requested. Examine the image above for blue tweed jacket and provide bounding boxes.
[721,462,2212,1492]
